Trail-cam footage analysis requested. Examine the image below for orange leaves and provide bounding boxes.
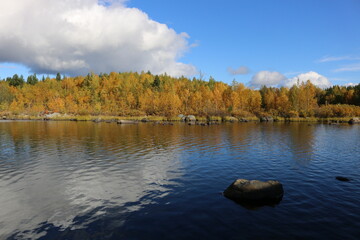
[316,104,360,117]
[1,72,359,118]
[47,97,65,113]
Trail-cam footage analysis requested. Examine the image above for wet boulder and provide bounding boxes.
[224,179,284,204]
[185,115,196,122]
[348,118,360,124]
[336,176,351,182]
[44,112,61,119]
[117,120,138,124]
[224,116,238,122]
[178,114,185,121]
[260,116,274,122]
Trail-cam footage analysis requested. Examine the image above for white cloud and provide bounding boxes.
[250,71,286,88]
[0,0,196,76]
[284,71,331,88]
[344,82,356,87]
[284,71,302,77]
[227,66,250,75]
[250,71,332,88]
[318,55,360,63]
[333,63,360,72]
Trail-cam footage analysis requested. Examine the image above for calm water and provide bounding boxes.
[0,121,359,239]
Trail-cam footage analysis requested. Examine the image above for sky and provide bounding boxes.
[0,0,359,88]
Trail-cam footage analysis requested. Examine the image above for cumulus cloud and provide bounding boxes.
[227,66,250,75]
[283,71,331,88]
[250,71,332,88]
[0,0,196,76]
[249,71,286,88]
[344,82,357,87]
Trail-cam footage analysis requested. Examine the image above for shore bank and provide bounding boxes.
[0,113,357,124]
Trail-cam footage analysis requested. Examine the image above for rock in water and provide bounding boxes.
[185,115,196,122]
[178,114,185,121]
[348,117,360,124]
[336,176,350,182]
[117,120,137,124]
[260,116,274,122]
[224,179,284,204]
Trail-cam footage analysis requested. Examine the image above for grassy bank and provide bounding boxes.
[0,112,356,123]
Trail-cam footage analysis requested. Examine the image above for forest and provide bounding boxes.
[1,72,360,119]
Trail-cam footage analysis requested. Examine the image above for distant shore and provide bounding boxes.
[0,113,357,124]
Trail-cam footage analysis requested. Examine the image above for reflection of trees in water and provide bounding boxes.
[219,122,315,169]
[0,121,318,239]
[0,122,184,239]
[224,123,259,151]
[286,123,315,165]
[251,122,315,166]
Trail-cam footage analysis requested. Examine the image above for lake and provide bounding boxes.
[0,121,359,239]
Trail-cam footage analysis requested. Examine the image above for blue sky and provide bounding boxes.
[1,0,359,87]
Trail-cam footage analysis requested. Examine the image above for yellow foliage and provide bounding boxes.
[1,72,360,118]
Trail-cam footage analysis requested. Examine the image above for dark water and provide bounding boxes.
[0,121,359,240]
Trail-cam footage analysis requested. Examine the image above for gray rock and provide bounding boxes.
[178,114,186,121]
[336,176,351,182]
[226,116,238,122]
[260,116,274,122]
[117,120,137,124]
[348,117,360,124]
[224,179,283,203]
[141,118,149,122]
[185,115,196,122]
[44,112,61,119]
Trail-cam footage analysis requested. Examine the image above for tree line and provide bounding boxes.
[1,72,360,118]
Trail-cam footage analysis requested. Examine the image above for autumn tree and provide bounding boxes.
[298,80,318,117]
[0,71,359,118]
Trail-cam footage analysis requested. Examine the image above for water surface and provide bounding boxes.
[0,121,359,239]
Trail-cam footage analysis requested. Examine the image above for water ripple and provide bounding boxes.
[0,122,359,239]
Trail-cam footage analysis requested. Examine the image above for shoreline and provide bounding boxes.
[0,114,357,124]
